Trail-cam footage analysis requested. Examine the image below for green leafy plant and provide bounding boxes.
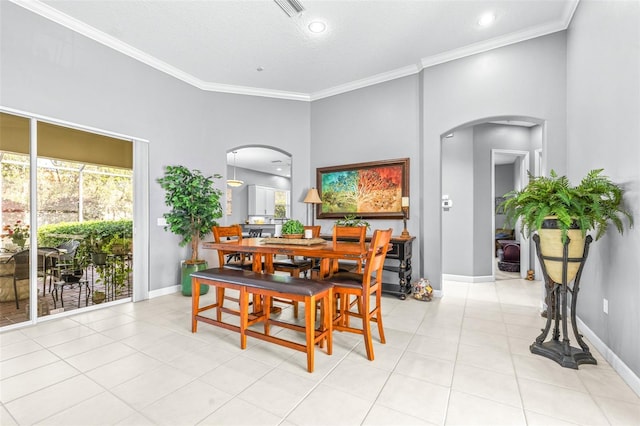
[334,214,370,229]
[281,219,304,235]
[157,165,223,263]
[501,169,633,243]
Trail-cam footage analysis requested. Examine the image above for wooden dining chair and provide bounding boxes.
[212,224,255,310]
[326,228,393,361]
[331,225,367,274]
[212,225,253,270]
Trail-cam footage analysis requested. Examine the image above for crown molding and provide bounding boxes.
[13,0,579,103]
[310,64,421,101]
[10,0,311,102]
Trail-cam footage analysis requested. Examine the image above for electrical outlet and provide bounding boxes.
[157,217,167,226]
[603,298,609,314]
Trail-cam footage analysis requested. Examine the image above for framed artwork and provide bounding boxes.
[495,196,506,214]
[316,158,409,219]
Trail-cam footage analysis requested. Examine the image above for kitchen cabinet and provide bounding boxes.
[248,185,275,216]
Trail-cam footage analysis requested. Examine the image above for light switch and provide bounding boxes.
[157,217,167,226]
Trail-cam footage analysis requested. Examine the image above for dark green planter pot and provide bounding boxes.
[181,261,209,296]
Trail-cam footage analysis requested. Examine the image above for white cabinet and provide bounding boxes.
[248,185,275,216]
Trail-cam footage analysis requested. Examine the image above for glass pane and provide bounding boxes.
[35,122,133,316]
[1,113,31,326]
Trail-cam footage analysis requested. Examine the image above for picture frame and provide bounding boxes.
[316,158,409,220]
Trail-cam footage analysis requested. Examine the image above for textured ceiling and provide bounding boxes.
[18,0,578,101]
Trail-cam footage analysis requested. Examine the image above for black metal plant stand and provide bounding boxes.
[530,233,597,369]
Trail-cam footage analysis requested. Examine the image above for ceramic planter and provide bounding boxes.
[181,260,209,296]
[538,218,585,283]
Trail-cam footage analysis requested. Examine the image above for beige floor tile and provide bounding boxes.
[0,349,60,380]
[85,352,162,389]
[524,410,583,426]
[594,395,640,425]
[0,404,18,426]
[0,360,79,403]
[323,358,392,402]
[459,328,510,351]
[286,383,372,425]
[363,404,437,425]
[395,350,455,387]
[65,341,137,372]
[377,373,450,425]
[199,398,283,425]
[407,334,459,363]
[518,377,610,425]
[456,343,514,375]
[0,338,42,361]
[32,325,96,348]
[345,340,405,371]
[0,330,29,347]
[451,363,521,408]
[140,379,234,425]
[5,375,103,425]
[199,355,274,395]
[462,317,508,336]
[110,364,194,409]
[445,390,526,425]
[35,391,135,425]
[47,332,115,358]
[579,367,640,404]
[512,354,587,392]
[237,368,318,417]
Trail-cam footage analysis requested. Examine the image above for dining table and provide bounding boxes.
[202,237,369,279]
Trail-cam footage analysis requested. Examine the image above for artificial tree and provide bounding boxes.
[157,165,223,295]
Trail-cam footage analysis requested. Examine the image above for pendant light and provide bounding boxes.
[227,151,244,187]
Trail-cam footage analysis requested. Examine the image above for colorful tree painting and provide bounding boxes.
[318,159,408,218]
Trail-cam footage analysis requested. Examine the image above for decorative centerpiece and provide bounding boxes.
[281,219,304,239]
[2,220,29,250]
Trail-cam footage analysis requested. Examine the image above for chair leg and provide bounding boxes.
[361,295,375,361]
[376,291,386,344]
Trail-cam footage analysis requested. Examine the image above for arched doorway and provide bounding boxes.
[440,116,544,283]
[225,146,292,236]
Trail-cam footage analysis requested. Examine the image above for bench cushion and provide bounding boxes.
[191,267,332,297]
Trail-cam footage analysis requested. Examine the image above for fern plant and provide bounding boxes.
[501,169,632,242]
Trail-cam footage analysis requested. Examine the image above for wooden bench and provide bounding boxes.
[190,268,333,373]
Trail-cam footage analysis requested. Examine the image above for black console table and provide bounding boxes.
[320,235,414,299]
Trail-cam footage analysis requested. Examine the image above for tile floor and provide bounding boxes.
[1,278,639,425]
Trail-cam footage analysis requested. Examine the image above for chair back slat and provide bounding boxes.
[362,228,393,286]
[212,225,245,267]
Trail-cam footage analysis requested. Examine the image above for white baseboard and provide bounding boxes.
[442,274,494,283]
[576,316,640,397]
[149,285,181,299]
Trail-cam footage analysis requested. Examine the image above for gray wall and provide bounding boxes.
[566,0,640,377]
[310,75,421,242]
[442,124,541,277]
[0,2,310,290]
[441,127,475,276]
[495,164,515,229]
[422,32,567,290]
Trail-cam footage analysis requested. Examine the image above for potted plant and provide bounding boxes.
[157,165,223,296]
[87,234,108,266]
[501,169,633,283]
[334,214,370,229]
[281,219,305,238]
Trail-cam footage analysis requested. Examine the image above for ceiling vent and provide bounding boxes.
[274,0,304,17]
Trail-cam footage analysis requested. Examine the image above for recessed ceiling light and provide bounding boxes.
[308,21,326,33]
[478,12,496,27]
